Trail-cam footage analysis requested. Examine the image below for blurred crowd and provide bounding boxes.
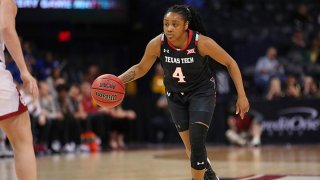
[253,3,320,99]
[253,42,320,100]
[201,2,320,100]
[3,41,137,156]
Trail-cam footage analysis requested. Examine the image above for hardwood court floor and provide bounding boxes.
[0,145,319,180]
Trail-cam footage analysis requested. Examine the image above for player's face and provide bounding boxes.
[163,12,188,41]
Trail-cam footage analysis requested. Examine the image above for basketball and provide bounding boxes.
[91,74,125,108]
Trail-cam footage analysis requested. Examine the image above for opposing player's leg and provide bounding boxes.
[0,111,37,180]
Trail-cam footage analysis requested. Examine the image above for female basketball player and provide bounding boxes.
[119,5,249,180]
[0,0,38,179]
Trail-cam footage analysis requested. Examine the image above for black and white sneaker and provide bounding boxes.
[204,158,219,180]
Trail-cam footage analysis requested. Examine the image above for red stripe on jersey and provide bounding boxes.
[167,30,193,51]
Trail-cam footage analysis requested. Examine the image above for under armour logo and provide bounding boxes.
[210,77,215,83]
[163,49,169,53]
[187,48,195,55]
[197,162,205,165]
[166,91,171,96]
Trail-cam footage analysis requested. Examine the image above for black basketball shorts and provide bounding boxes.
[166,88,216,132]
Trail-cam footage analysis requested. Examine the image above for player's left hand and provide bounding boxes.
[236,96,250,119]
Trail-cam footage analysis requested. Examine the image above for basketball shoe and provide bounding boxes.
[204,158,219,180]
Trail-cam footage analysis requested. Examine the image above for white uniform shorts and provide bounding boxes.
[0,62,27,121]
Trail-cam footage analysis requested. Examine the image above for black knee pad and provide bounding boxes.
[190,123,208,170]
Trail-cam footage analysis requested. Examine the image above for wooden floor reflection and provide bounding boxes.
[0,145,319,180]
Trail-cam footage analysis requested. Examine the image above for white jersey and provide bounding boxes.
[0,51,27,119]
[0,41,5,63]
[0,0,28,119]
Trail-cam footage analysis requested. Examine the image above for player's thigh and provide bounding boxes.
[189,92,215,126]
[0,111,33,146]
[167,95,189,132]
[0,71,23,115]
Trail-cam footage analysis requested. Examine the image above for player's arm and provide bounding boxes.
[118,35,161,84]
[0,0,27,74]
[0,0,39,98]
[198,35,249,118]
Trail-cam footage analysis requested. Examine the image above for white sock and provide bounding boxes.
[251,137,261,145]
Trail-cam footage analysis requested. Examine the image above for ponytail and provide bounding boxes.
[187,6,207,35]
[165,5,207,35]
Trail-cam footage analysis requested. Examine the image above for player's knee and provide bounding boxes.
[175,123,189,132]
[190,123,208,170]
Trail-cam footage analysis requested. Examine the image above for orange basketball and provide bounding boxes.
[91,74,125,108]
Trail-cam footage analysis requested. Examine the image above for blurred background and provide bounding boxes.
[2,0,320,155]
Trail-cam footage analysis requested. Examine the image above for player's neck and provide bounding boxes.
[170,31,189,49]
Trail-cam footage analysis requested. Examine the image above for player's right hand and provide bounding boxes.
[21,71,39,100]
[236,96,250,119]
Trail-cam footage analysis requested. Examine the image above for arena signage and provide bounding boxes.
[262,107,320,136]
[252,99,320,143]
[16,0,116,9]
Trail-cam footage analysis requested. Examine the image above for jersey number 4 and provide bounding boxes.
[172,67,186,83]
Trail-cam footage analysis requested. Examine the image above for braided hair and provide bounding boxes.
[165,5,221,73]
[165,5,207,35]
